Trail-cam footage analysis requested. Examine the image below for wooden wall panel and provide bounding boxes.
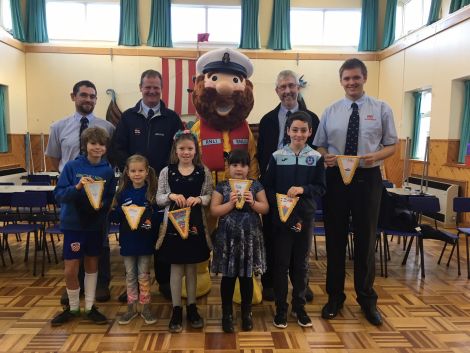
[0,134,25,170]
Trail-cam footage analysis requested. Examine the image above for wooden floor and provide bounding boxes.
[1,233,470,353]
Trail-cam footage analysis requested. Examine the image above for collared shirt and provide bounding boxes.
[139,101,161,118]
[45,112,115,172]
[277,103,299,149]
[313,94,397,168]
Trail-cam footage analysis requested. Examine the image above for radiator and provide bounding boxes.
[406,176,459,228]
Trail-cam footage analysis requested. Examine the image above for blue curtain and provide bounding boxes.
[25,0,48,43]
[119,0,140,46]
[358,0,378,51]
[458,81,470,163]
[0,86,8,153]
[268,0,291,50]
[450,0,470,13]
[10,0,25,42]
[239,0,260,49]
[411,92,422,159]
[427,0,442,25]
[381,0,397,49]
[147,0,172,47]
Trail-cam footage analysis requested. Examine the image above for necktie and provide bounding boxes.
[147,109,154,119]
[79,116,89,153]
[344,103,360,155]
[282,110,292,146]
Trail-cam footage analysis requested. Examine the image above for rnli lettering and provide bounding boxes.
[232,139,248,145]
[202,138,222,146]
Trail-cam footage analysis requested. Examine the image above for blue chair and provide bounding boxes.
[22,182,51,186]
[108,209,120,241]
[0,192,48,275]
[27,174,52,185]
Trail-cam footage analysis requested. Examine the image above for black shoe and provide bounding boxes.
[262,287,275,301]
[305,286,314,302]
[60,289,84,306]
[95,287,111,302]
[169,306,183,333]
[118,291,128,303]
[85,305,108,325]
[273,308,287,329]
[159,283,172,301]
[291,307,312,327]
[186,303,204,329]
[362,306,383,326]
[241,311,253,331]
[222,313,234,333]
[51,305,80,326]
[321,301,343,320]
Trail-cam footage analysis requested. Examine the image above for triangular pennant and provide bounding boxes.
[229,178,253,209]
[83,181,105,210]
[122,205,146,231]
[168,207,191,239]
[337,155,360,185]
[276,193,299,223]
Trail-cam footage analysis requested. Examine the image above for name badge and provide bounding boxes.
[233,138,248,145]
[202,138,222,146]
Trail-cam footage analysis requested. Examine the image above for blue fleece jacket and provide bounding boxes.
[54,155,116,231]
[115,184,162,256]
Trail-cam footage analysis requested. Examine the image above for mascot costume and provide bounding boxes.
[190,48,261,304]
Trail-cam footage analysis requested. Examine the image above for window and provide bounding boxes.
[395,0,431,39]
[46,1,120,41]
[290,8,361,47]
[171,5,241,44]
[0,0,12,32]
[414,90,432,160]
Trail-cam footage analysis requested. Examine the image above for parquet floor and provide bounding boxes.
[1,233,470,353]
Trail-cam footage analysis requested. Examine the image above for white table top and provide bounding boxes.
[386,187,433,196]
[0,185,55,193]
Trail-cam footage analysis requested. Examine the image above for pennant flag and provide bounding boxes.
[84,181,105,210]
[229,178,253,209]
[337,155,360,185]
[168,207,191,239]
[122,205,146,231]
[161,58,197,117]
[276,193,299,223]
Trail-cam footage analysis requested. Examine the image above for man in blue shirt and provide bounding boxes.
[313,58,397,326]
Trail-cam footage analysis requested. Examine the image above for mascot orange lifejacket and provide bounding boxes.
[191,48,261,304]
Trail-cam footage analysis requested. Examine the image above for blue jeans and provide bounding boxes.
[123,255,153,304]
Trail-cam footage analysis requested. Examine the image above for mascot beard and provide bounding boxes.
[192,74,254,131]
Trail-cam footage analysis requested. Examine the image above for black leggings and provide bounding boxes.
[221,276,253,308]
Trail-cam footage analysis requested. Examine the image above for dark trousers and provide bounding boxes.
[324,167,382,308]
[154,250,171,286]
[221,276,253,311]
[272,220,313,311]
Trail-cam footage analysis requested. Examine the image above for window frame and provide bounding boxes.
[395,0,432,40]
[413,89,432,161]
[0,0,12,33]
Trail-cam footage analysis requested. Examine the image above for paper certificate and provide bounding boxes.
[168,207,191,239]
[229,179,253,209]
[276,193,299,223]
[122,205,146,231]
[84,181,105,210]
[337,155,360,185]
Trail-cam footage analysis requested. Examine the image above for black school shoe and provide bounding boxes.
[186,303,204,328]
[291,307,312,327]
[362,306,383,326]
[321,300,344,320]
[85,305,108,325]
[51,306,80,326]
[169,306,183,333]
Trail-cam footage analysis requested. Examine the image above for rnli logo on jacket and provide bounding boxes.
[365,115,376,121]
[134,129,141,135]
[202,138,222,146]
[232,139,248,145]
[70,242,81,252]
[306,156,315,166]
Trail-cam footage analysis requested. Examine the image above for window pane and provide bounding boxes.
[324,10,361,46]
[85,3,120,41]
[47,2,85,40]
[171,6,205,42]
[395,4,404,39]
[423,0,432,23]
[207,7,240,43]
[290,9,323,46]
[416,90,432,160]
[0,0,12,31]
[403,0,422,34]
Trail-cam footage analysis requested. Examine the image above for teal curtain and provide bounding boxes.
[411,92,422,159]
[147,0,172,47]
[239,0,260,49]
[458,81,470,163]
[450,0,470,13]
[358,0,378,51]
[25,0,48,43]
[381,0,397,49]
[119,0,140,46]
[0,86,8,153]
[427,0,442,25]
[10,0,25,42]
[268,0,291,50]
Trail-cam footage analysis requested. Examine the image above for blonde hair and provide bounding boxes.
[113,154,157,207]
[169,131,203,167]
